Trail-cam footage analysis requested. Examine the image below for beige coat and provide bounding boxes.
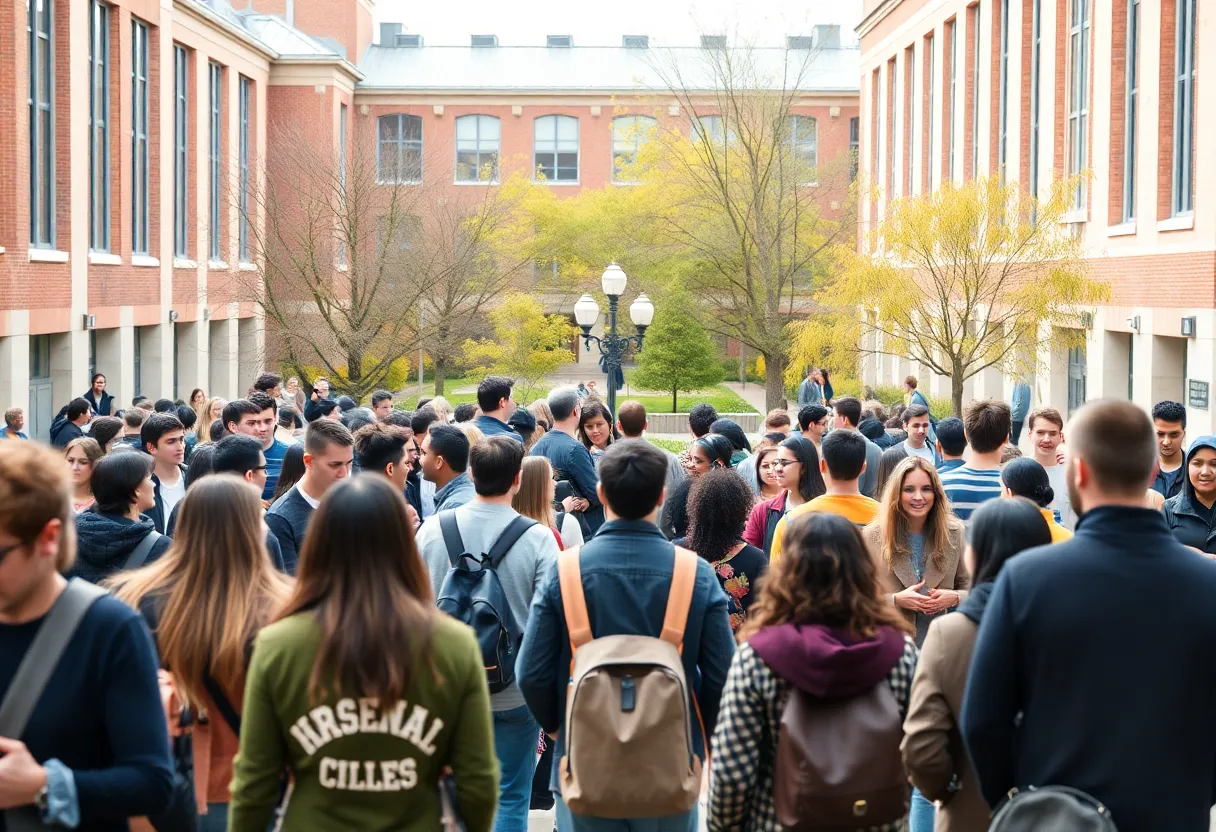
[901,612,990,832]
[863,520,970,630]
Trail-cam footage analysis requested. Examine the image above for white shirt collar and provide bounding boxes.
[296,482,321,509]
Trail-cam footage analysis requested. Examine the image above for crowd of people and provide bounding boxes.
[0,366,1215,832]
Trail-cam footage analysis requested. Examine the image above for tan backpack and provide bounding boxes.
[557,546,703,819]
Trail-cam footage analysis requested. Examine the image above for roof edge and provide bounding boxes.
[175,0,278,61]
[856,0,904,39]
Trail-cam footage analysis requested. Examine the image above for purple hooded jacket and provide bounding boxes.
[749,622,906,698]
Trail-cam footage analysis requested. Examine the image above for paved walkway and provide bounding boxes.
[721,380,771,415]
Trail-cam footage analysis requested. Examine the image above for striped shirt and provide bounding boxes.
[939,465,1004,524]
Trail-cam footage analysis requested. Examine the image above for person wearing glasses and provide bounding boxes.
[743,436,826,557]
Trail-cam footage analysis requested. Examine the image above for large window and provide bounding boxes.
[455,115,500,183]
[132,19,150,255]
[173,45,188,258]
[376,114,422,184]
[998,0,1010,185]
[337,103,348,268]
[1173,0,1196,216]
[790,115,818,178]
[1067,344,1087,416]
[849,117,859,181]
[948,19,957,183]
[238,76,251,262]
[692,115,728,144]
[1066,0,1090,209]
[971,2,981,179]
[927,35,936,192]
[208,62,222,262]
[887,60,896,197]
[89,1,110,253]
[1029,0,1041,204]
[905,48,914,195]
[29,0,53,248]
[1123,0,1139,222]
[534,115,579,182]
[611,115,655,181]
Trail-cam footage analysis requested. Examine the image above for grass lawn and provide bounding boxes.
[395,380,756,414]
[647,437,688,454]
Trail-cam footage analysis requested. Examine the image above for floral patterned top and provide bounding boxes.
[712,545,769,632]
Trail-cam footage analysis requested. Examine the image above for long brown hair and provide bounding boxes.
[513,456,557,529]
[276,475,434,713]
[740,512,911,641]
[874,456,959,570]
[108,476,292,706]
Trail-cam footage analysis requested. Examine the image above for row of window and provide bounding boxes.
[43,1,255,261]
[877,0,1196,223]
[376,112,824,185]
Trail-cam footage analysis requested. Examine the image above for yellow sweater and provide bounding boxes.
[770,493,881,562]
[1040,508,1074,543]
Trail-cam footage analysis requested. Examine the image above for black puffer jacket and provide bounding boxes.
[69,510,172,585]
[1163,435,1216,553]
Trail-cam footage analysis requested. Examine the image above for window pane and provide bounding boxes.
[557,115,578,141]
[379,115,399,141]
[480,116,500,141]
[403,147,422,182]
[403,115,422,141]
[456,116,476,141]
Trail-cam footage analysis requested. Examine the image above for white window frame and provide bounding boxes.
[238,75,252,263]
[888,60,897,198]
[790,115,818,182]
[927,34,936,192]
[208,62,222,262]
[1123,0,1139,222]
[1066,0,1090,210]
[89,1,110,253]
[132,19,150,255]
[905,49,914,195]
[533,115,579,183]
[1029,0,1041,207]
[454,114,500,183]
[611,115,655,182]
[948,19,957,184]
[173,45,188,259]
[1172,0,1196,217]
[376,114,423,185]
[29,0,54,248]
[998,0,1010,185]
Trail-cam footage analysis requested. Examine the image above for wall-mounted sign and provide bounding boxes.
[1189,379,1209,410]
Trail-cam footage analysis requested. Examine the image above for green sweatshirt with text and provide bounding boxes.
[228,611,499,832]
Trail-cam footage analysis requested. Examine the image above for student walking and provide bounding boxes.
[71,451,172,585]
[742,436,825,556]
[1001,457,1074,542]
[680,468,768,632]
[0,440,174,829]
[518,439,735,831]
[109,476,292,831]
[228,476,499,831]
[415,436,560,832]
[708,512,918,832]
[963,400,1216,832]
[902,497,1052,832]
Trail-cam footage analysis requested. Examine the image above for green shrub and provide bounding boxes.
[647,437,688,454]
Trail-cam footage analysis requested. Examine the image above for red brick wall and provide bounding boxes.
[1097,251,1216,307]
[1108,0,1128,225]
[921,33,932,191]
[941,20,954,183]
[1158,0,1177,220]
[989,0,1002,178]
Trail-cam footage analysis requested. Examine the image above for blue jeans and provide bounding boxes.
[909,787,935,832]
[493,704,540,832]
[197,802,228,832]
[555,794,698,832]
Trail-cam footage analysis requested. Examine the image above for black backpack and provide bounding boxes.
[989,786,1117,832]
[435,511,536,694]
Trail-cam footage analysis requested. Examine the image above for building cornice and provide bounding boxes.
[174,0,278,61]
[353,86,860,97]
[857,0,904,39]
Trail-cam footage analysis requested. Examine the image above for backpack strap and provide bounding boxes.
[0,579,108,738]
[659,547,698,651]
[203,671,242,736]
[558,547,592,654]
[438,511,465,568]
[124,530,162,571]
[486,516,538,568]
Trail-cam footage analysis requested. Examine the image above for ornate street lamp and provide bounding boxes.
[573,263,655,416]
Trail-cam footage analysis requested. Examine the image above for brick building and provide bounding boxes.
[857,0,1216,429]
[2,0,858,440]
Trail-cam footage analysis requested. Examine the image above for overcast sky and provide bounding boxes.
[370,0,863,48]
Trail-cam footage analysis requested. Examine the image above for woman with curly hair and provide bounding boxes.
[708,512,918,832]
[677,468,768,631]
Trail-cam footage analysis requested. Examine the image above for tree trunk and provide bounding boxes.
[434,358,447,396]
[951,370,965,418]
[672,386,678,413]
[763,352,788,413]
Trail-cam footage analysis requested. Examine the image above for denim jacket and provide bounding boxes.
[517,520,736,789]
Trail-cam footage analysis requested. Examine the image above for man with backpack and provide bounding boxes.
[415,435,560,832]
[0,440,174,827]
[518,439,735,830]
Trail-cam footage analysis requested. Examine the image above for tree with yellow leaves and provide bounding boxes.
[791,177,1110,416]
[462,293,576,402]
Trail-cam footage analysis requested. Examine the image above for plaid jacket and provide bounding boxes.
[708,636,919,832]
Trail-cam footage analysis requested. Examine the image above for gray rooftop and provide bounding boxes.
[354,44,861,94]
